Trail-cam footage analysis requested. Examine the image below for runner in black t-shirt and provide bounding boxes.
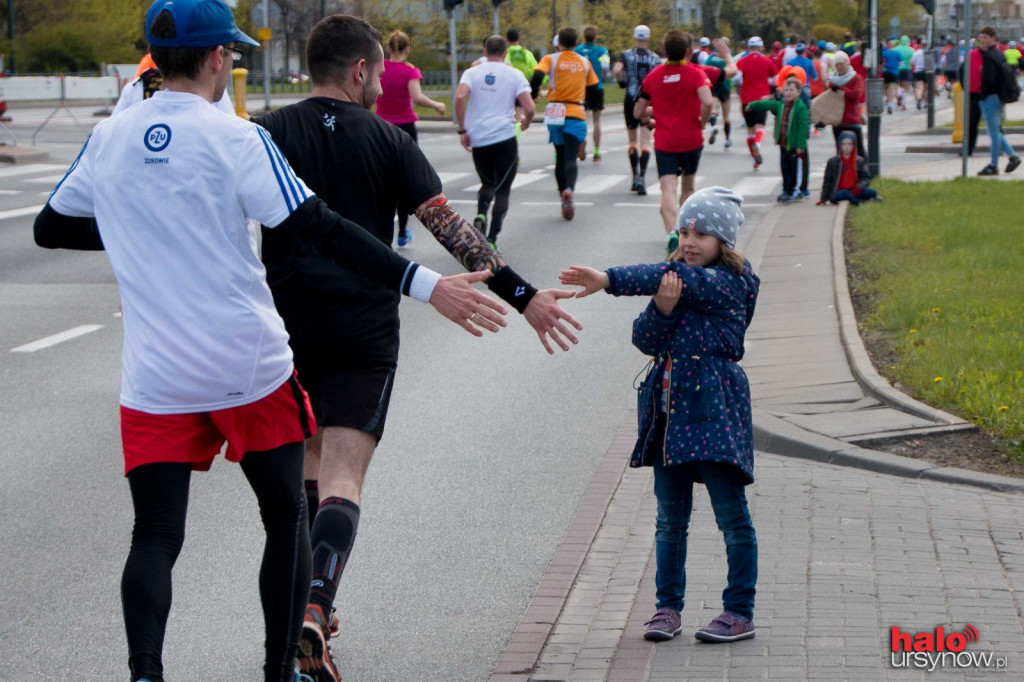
[253,16,582,682]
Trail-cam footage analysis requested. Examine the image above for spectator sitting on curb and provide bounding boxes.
[818,131,881,206]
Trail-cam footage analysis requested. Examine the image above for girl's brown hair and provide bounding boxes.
[387,30,411,57]
[669,242,745,276]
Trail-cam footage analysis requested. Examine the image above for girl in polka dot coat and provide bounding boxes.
[560,186,761,643]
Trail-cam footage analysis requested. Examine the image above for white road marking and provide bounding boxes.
[574,174,629,194]
[643,176,708,196]
[0,190,20,196]
[613,202,660,208]
[436,172,471,185]
[0,204,45,221]
[521,201,595,206]
[0,164,66,179]
[462,174,546,192]
[11,325,104,353]
[25,174,68,185]
[732,175,781,197]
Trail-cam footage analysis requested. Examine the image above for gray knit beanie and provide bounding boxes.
[675,186,744,250]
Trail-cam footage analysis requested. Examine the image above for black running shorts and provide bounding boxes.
[742,107,768,128]
[655,147,703,177]
[292,351,397,441]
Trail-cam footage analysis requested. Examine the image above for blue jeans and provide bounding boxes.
[835,188,878,205]
[652,459,757,620]
[979,94,1017,166]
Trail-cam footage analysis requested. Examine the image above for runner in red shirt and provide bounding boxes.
[632,30,713,255]
[735,36,778,169]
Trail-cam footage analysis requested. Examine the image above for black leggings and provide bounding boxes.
[395,122,419,233]
[121,443,310,682]
[554,133,582,193]
[471,137,518,239]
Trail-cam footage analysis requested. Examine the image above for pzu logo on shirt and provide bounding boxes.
[143,123,171,164]
[144,124,171,152]
[485,73,496,86]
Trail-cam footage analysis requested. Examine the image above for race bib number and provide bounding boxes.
[544,102,566,126]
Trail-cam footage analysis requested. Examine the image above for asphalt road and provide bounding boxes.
[0,97,943,680]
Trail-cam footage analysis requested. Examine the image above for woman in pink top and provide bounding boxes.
[377,30,447,246]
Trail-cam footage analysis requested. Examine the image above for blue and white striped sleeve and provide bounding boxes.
[48,137,95,218]
[237,125,312,227]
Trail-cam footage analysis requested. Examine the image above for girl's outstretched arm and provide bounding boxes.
[559,266,610,298]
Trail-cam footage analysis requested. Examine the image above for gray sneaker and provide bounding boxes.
[695,612,756,643]
[643,607,682,641]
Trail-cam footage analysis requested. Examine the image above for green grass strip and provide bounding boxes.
[846,178,1023,457]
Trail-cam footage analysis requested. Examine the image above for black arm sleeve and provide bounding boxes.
[271,197,422,297]
[530,70,546,99]
[34,204,105,251]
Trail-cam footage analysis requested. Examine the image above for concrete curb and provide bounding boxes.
[830,202,974,429]
[905,142,1024,153]
[752,407,1024,493]
[0,146,50,164]
[904,126,1024,136]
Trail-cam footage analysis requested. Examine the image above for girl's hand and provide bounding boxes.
[652,271,681,316]
[558,266,609,298]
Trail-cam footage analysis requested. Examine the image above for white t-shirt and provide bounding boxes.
[459,61,531,148]
[49,91,311,414]
[112,78,236,116]
[911,49,926,73]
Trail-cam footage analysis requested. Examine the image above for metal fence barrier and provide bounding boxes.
[0,75,120,146]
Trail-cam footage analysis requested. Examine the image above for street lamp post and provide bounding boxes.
[867,0,883,176]
[7,0,15,73]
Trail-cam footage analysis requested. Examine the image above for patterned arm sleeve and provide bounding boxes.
[414,193,504,274]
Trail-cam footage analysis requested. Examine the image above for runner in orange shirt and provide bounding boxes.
[531,26,600,220]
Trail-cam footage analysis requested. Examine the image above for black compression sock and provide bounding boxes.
[724,122,732,140]
[639,150,651,176]
[308,497,360,617]
[628,147,639,175]
[304,480,319,533]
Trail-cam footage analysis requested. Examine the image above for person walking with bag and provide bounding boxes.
[558,187,760,644]
[826,50,866,158]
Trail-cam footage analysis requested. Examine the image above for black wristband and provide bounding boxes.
[458,129,467,134]
[487,265,538,314]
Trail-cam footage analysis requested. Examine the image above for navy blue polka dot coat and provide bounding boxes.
[606,259,760,484]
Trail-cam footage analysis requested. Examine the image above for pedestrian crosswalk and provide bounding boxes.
[0,160,811,225]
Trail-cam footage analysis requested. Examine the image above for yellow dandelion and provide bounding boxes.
[934,377,943,383]
[998,406,1010,412]
[910,329,918,334]
[932,307,941,313]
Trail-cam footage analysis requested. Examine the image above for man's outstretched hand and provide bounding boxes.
[429,271,509,336]
[523,288,583,354]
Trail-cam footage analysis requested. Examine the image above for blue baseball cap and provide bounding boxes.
[146,0,259,49]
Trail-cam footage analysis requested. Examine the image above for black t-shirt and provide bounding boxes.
[253,98,442,361]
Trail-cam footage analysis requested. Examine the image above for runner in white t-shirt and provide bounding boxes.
[455,34,536,249]
[113,64,236,116]
[32,2,506,681]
